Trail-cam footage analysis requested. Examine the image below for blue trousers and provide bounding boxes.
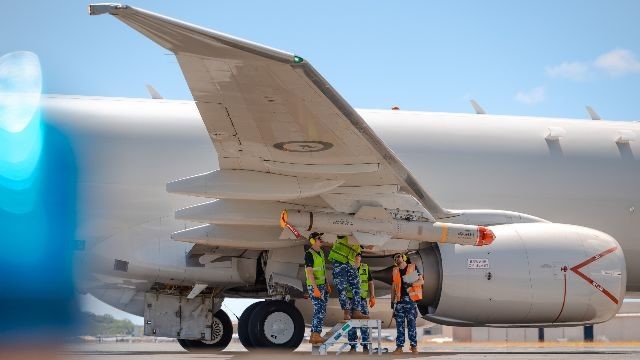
[307,284,328,333]
[347,298,370,347]
[332,262,362,311]
[394,296,417,348]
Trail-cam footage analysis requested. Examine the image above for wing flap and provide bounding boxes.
[173,224,304,249]
[166,169,344,201]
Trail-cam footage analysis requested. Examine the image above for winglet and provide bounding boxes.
[470,99,486,114]
[586,106,601,120]
[88,3,128,16]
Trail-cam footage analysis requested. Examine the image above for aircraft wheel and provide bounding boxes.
[247,300,305,350]
[177,309,232,352]
[238,301,263,350]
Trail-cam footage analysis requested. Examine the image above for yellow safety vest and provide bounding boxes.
[328,236,361,265]
[306,249,326,285]
[347,263,370,299]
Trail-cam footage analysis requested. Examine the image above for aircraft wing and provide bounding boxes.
[90,4,450,249]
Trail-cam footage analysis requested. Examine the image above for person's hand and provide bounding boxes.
[391,301,396,310]
[313,286,321,298]
[327,284,332,294]
[369,297,376,308]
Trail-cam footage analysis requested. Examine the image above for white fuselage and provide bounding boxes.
[41,95,640,315]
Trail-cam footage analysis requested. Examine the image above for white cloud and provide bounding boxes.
[594,49,640,76]
[515,86,545,105]
[545,61,589,81]
[546,48,640,81]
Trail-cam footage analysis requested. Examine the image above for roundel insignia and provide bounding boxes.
[273,141,333,153]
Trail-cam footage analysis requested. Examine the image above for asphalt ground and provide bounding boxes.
[55,341,640,359]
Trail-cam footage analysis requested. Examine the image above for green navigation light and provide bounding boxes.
[293,55,304,64]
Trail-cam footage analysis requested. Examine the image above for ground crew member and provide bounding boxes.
[328,235,368,320]
[391,253,424,354]
[347,253,376,353]
[305,232,329,345]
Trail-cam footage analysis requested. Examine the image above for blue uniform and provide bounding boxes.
[332,262,362,311]
[347,299,370,347]
[394,295,418,348]
[307,284,328,333]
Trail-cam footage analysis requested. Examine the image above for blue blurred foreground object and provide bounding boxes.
[0,51,78,348]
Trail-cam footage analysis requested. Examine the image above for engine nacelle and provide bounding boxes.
[414,223,626,327]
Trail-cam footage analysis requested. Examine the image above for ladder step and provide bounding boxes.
[320,319,381,344]
[314,319,383,356]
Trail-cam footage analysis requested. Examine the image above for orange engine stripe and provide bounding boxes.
[440,225,448,243]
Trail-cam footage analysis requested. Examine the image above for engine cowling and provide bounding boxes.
[413,223,626,326]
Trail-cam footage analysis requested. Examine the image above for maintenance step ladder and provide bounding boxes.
[312,319,383,356]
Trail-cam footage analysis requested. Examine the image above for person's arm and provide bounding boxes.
[368,280,376,307]
[410,265,424,287]
[304,252,317,287]
[306,266,322,298]
[412,274,424,287]
[390,269,396,309]
[305,266,316,287]
[390,287,396,310]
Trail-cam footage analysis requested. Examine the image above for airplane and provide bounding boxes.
[3,3,637,352]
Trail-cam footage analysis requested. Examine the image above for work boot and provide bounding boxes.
[343,309,351,320]
[362,345,370,353]
[351,310,369,319]
[309,332,323,344]
[392,347,403,354]
[410,346,419,354]
[348,346,357,353]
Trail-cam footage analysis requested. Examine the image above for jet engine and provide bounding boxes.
[411,223,626,327]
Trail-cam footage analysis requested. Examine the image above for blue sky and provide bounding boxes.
[3,0,640,120]
[4,1,640,324]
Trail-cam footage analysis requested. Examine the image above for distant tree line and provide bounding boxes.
[79,312,135,336]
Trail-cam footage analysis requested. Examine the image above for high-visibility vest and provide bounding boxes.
[347,263,370,299]
[306,249,326,285]
[328,236,361,265]
[392,264,423,302]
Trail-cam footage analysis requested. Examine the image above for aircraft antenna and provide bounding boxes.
[470,99,486,114]
[145,84,163,99]
[586,106,601,120]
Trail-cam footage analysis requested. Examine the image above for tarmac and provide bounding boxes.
[58,341,640,359]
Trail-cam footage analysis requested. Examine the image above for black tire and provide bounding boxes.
[177,339,198,351]
[247,300,305,350]
[238,301,263,350]
[177,309,233,352]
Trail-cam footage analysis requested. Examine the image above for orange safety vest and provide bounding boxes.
[392,264,423,302]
